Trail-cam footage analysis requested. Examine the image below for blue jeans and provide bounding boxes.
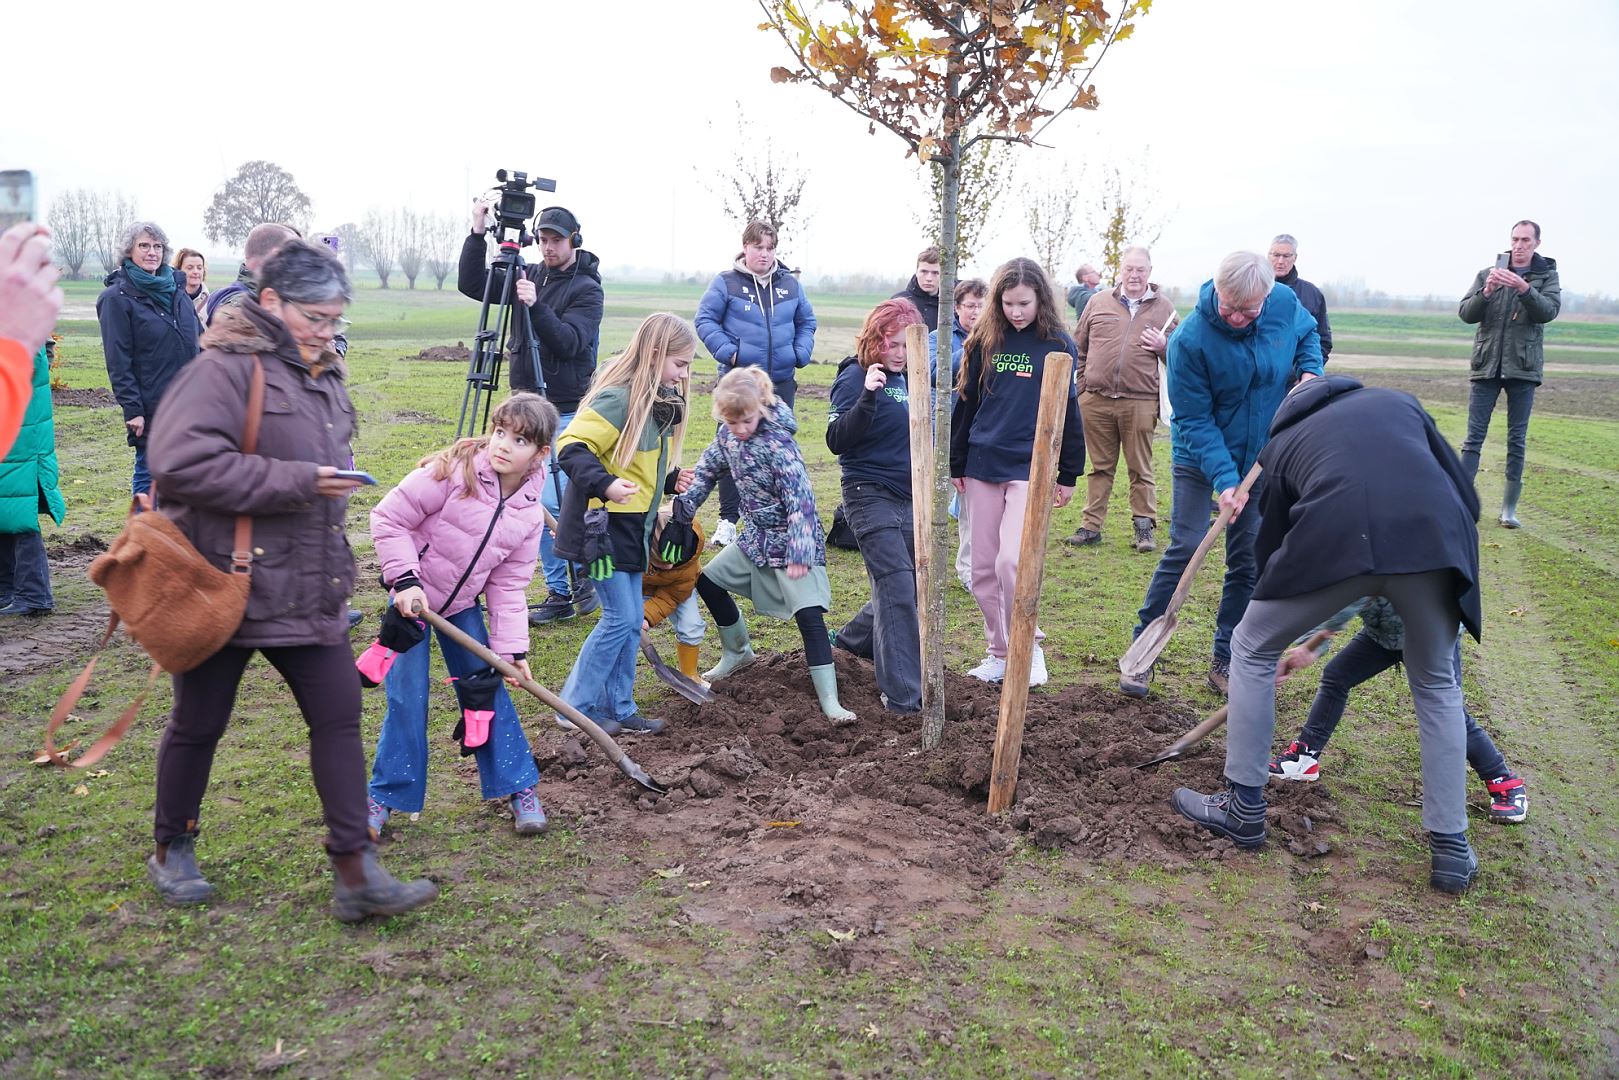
[834,481,922,712]
[1132,463,1263,664]
[539,410,576,595]
[1298,631,1509,782]
[132,442,151,496]
[560,569,644,724]
[368,603,538,814]
[1460,377,1535,483]
[0,531,53,609]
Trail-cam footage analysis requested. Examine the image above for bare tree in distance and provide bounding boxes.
[358,209,402,290]
[915,139,1012,266]
[703,111,811,240]
[1024,172,1083,283]
[396,209,425,290]
[422,213,460,290]
[1087,155,1170,284]
[47,189,95,279]
[203,161,313,249]
[90,191,140,276]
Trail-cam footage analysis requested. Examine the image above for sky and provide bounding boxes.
[6,0,1618,299]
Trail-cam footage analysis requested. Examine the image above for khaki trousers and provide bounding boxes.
[1078,393,1158,532]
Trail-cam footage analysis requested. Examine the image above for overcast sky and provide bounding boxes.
[8,0,1617,298]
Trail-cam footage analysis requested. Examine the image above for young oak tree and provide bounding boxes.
[758,0,1147,749]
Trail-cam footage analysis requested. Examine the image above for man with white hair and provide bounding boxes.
[1121,251,1323,697]
[1268,234,1332,360]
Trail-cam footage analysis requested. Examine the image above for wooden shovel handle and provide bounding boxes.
[1162,461,1263,616]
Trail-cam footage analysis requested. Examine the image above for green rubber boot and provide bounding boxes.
[1499,479,1522,529]
[704,620,756,682]
[809,664,856,725]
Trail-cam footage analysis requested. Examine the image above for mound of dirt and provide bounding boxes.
[526,649,1339,945]
[51,387,117,409]
[413,344,471,362]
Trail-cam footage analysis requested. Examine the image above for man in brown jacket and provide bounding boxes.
[1065,246,1174,552]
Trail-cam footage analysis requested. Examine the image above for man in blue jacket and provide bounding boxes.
[694,219,817,546]
[1122,251,1322,697]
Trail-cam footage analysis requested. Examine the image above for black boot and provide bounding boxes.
[147,835,217,905]
[1171,786,1268,849]
[1429,833,1478,894]
[330,849,439,923]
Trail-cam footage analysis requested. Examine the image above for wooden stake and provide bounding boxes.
[987,351,1074,814]
[905,323,945,735]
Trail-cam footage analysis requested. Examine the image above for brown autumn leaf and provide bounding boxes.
[771,66,795,83]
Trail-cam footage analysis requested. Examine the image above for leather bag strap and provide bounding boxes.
[41,612,161,769]
[230,355,266,573]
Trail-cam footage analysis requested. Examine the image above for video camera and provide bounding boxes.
[490,169,556,232]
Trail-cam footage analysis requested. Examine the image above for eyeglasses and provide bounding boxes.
[290,303,352,333]
[1217,299,1265,320]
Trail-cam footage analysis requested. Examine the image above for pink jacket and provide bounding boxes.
[371,450,547,657]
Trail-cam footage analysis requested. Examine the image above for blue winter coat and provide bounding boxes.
[1167,280,1323,493]
[0,346,65,534]
[694,259,817,382]
[96,266,203,446]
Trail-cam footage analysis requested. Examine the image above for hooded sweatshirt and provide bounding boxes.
[694,258,817,382]
[826,356,913,500]
[949,324,1086,486]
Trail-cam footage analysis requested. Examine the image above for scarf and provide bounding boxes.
[123,260,178,310]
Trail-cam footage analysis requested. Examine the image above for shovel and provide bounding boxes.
[640,629,713,705]
[1119,461,1264,678]
[1133,631,1335,768]
[416,607,668,796]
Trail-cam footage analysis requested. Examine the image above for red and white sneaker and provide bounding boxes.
[1486,775,1528,824]
[1268,740,1321,782]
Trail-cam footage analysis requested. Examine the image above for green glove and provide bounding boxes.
[588,554,616,581]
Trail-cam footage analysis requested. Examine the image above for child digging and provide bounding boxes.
[660,366,856,723]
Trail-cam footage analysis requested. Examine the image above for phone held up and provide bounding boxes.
[1495,252,1511,270]
[0,170,36,231]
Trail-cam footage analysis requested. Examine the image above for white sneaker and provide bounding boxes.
[712,520,737,548]
[966,655,1007,682]
[1028,646,1048,688]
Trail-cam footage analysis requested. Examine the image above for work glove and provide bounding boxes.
[356,607,427,687]
[580,507,615,580]
[446,666,503,754]
[659,499,698,566]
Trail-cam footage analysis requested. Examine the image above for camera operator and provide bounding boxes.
[458,199,605,623]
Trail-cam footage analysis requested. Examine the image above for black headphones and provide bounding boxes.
[537,206,583,249]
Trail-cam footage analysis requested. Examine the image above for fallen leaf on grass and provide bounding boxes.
[1507,607,1526,617]
[31,745,75,766]
[652,865,685,879]
[1340,1052,1359,1062]
[72,784,89,796]
[1305,901,1325,913]
[1457,985,1467,1001]
[827,928,857,942]
[862,1022,880,1039]
[767,820,801,828]
[686,880,712,891]
[88,769,111,779]
[1417,999,1434,1011]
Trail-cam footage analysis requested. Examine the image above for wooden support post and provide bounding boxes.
[905,323,945,736]
[987,351,1073,814]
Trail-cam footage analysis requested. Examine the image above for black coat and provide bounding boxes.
[1252,376,1482,641]
[96,267,203,446]
[457,235,604,412]
[890,276,941,334]
[1276,267,1332,358]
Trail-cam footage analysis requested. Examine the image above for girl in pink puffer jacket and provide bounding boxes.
[363,393,560,838]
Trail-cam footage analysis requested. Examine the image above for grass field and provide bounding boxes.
[3,279,1616,1077]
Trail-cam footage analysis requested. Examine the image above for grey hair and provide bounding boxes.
[1270,233,1298,250]
[1215,251,1274,305]
[258,239,352,305]
[118,221,171,266]
[1121,246,1152,266]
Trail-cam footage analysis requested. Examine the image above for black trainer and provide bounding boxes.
[1429,833,1478,894]
[528,591,576,625]
[1171,786,1268,849]
[570,577,600,618]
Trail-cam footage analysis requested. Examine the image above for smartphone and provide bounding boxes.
[318,233,342,256]
[333,469,377,485]
[1495,252,1510,270]
[0,170,35,231]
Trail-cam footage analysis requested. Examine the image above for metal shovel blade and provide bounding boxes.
[1119,612,1177,677]
[640,630,713,704]
[1134,705,1229,769]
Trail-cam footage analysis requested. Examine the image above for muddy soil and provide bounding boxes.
[411,344,471,362]
[51,387,117,409]
[692,377,831,401]
[0,534,111,681]
[522,650,1338,960]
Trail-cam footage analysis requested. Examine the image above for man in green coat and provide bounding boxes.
[0,344,65,616]
[1458,220,1560,528]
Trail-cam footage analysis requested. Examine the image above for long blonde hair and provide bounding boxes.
[420,393,559,497]
[579,312,694,471]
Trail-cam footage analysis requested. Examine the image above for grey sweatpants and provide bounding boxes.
[1225,571,1471,835]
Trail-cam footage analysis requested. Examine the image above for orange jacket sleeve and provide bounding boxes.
[0,339,32,460]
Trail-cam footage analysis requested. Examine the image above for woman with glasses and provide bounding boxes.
[143,240,437,922]
[1120,250,1323,699]
[96,222,204,496]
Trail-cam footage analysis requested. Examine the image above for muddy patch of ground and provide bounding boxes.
[0,534,112,681]
[409,344,471,362]
[522,650,1340,964]
[389,410,447,424]
[692,377,830,401]
[51,387,117,409]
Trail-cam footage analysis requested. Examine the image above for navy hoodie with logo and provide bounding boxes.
[949,324,1085,486]
[826,356,913,499]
